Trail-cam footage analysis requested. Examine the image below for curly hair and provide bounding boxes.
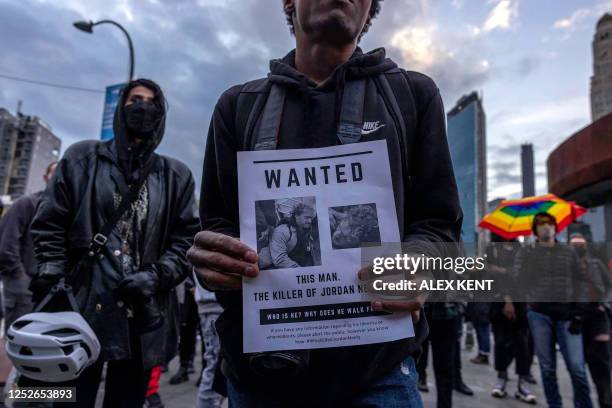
[284,0,383,40]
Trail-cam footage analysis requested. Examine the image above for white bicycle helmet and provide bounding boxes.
[6,311,101,382]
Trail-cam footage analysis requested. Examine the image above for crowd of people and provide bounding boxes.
[416,216,612,408]
[0,1,610,407]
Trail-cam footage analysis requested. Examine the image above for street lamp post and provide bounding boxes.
[73,20,135,82]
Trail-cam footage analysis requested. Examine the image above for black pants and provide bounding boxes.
[583,308,612,408]
[453,315,464,385]
[491,306,530,376]
[178,288,199,366]
[18,329,151,408]
[416,317,460,408]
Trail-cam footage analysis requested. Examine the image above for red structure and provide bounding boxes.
[548,112,612,206]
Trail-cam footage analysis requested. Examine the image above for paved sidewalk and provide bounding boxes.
[156,345,585,407]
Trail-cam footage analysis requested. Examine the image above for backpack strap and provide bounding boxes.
[87,165,151,257]
[374,69,418,188]
[337,79,366,144]
[253,84,286,150]
[235,79,270,151]
[238,78,369,151]
[34,278,80,313]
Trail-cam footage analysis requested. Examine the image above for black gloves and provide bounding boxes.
[568,316,583,335]
[115,268,159,302]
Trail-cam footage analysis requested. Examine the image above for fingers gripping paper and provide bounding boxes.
[238,140,414,353]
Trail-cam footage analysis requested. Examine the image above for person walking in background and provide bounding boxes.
[0,162,56,329]
[486,234,536,403]
[194,275,224,408]
[516,212,593,408]
[452,310,475,397]
[467,302,491,366]
[0,161,57,402]
[417,302,473,408]
[569,232,612,408]
[144,365,164,408]
[169,277,199,385]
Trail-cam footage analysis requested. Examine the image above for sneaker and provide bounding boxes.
[186,360,195,375]
[470,354,489,365]
[417,377,429,392]
[515,380,537,404]
[144,393,165,408]
[491,378,508,398]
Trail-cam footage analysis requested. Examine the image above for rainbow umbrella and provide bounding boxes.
[478,194,587,240]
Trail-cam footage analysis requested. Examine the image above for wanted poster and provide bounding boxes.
[238,140,414,353]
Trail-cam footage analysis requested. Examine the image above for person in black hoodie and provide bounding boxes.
[188,1,462,406]
[0,162,56,329]
[27,79,199,407]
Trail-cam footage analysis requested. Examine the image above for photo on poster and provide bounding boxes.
[329,203,381,249]
[255,196,321,270]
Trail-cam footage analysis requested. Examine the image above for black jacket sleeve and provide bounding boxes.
[199,86,242,238]
[402,73,463,256]
[154,166,200,291]
[0,196,32,277]
[31,154,79,279]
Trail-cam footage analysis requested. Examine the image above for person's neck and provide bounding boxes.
[294,36,357,84]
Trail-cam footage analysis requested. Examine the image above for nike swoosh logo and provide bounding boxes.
[361,124,386,135]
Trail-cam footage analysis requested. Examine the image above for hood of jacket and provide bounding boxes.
[268,46,396,90]
[266,47,397,144]
[112,78,166,181]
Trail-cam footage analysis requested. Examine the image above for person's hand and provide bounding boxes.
[568,316,583,335]
[115,270,159,301]
[187,231,259,291]
[371,295,426,322]
[503,301,516,320]
[357,259,426,322]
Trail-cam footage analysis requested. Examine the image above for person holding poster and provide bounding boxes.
[189,0,462,406]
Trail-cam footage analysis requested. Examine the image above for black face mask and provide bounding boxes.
[573,245,587,258]
[123,101,161,136]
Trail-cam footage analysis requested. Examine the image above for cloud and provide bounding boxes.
[451,0,464,9]
[381,3,492,105]
[0,0,577,201]
[553,8,592,30]
[483,0,519,33]
[552,1,612,35]
[0,0,293,190]
[390,26,438,71]
[497,96,588,128]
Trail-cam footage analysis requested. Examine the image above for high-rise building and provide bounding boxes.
[0,108,61,199]
[0,108,19,195]
[488,197,505,213]
[591,13,612,121]
[447,92,487,254]
[521,143,535,197]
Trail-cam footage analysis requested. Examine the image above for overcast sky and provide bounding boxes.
[0,0,607,200]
